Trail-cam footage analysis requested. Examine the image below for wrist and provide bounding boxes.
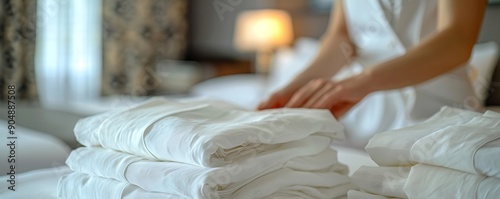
[359,69,379,93]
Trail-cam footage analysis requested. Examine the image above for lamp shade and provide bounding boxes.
[234,9,293,51]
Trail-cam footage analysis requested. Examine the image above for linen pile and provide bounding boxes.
[348,107,500,199]
[57,98,355,199]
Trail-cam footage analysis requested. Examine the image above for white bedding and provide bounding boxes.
[0,146,374,199]
[63,136,350,198]
[74,98,345,167]
[0,121,70,174]
[366,107,500,178]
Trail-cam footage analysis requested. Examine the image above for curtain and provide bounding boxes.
[102,0,188,96]
[0,0,38,100]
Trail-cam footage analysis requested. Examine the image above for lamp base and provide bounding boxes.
[255,50,274,74]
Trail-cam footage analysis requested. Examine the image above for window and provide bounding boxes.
[36,0,102,107]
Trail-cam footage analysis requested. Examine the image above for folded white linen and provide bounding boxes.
[65,135,350,198]
[366,107,500,178]
[475,137,500,178]
[57,172,179,199]
[404,164,500,199]
[228,168,356,199]
[366,107,480,166]
[347,190,402,199]
[484,110,500,118]
[350,166,408,198]
[411,125,500,177]
[74,97,344,167]
[59,167,354,199]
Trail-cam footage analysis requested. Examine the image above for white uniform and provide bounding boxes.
[338,0,477,148]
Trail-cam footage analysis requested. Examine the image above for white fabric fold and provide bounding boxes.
[59,167,353,199]
[411,125,500,177]
[65,135,349,198]
[347,190,402,199]
[366,107,500,178]
[484,110,500,118]
[57,172,179,199]
[351,166,408,198]
[365,107,480,166]
[404,164,500,199]
[74,97,345,167]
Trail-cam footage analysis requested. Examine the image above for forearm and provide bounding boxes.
[364,28,475,92]
[292,35,355,85]
[289,0,355,87]
[363,0,485,92]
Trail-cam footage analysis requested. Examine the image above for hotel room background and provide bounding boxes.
[2,0,500,103]
[0,0,500,198]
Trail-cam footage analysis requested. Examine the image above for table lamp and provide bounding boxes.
[234,9,293,74]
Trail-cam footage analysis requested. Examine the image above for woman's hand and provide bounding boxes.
[257,81,304,110]
[259,72,375,118]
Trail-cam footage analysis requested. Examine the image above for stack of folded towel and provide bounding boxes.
[348,107,500,199]
[57,98,355,199]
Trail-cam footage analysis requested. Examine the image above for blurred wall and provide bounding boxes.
[187,0,272,60]
[478,5,500,45]
[187,1,500,60]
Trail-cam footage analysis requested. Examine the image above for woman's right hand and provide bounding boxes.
[257,82,304,110]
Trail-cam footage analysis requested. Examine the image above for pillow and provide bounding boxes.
[467,41,500,104]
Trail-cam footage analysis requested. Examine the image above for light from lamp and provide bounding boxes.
[234,9,293,51]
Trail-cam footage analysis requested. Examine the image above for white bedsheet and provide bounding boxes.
[0,145,372,199]
[64,135,350,198]
[74,97,345,167]
[0,166,71,199]
[0,120,70,174]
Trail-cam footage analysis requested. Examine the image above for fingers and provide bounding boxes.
[285,79,329,107]
[330,102,356,119]
[312,85,345,109]
[257,93,281,110]
[303,82,335,108]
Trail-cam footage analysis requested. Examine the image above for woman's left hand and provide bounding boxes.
[285,72,375,118]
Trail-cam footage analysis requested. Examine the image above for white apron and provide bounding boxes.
[336,0,477,148]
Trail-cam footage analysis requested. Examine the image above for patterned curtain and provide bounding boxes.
[0,0,38,100]
[102,0,188,96]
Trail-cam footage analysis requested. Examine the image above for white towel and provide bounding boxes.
[64,135,350,198]
[59,167,354,199]
[411,125,500,177]
[404,164,500,199]
[74,97,345,167]
[57,172,179,199]
[366,107,500,178]
[350,166,408,198]
[365,107,480,166]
